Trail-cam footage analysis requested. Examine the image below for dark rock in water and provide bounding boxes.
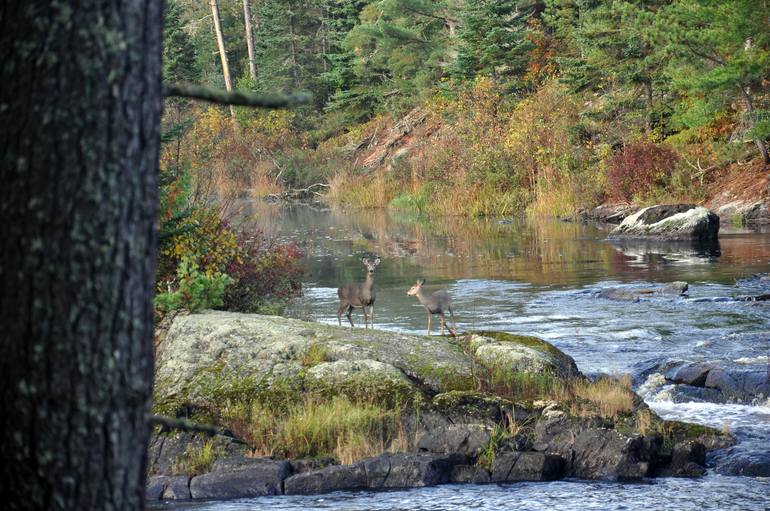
[670,363,715,387]
[715,451,770,477]
[284,453,465,495]
[364,452,466,489]
[704,368,770,402]
[609,205,719,241]
[534,415,656,481]
[658,361,770,403]
[490,452,565,482]
[666,385,726,404]
[189,458,290,500]
[598,282,688,302]
[146,475,191,501]
[449,465,491,484]
[284,463,368,495]
[664,442,707,478]
[417,424,492,457]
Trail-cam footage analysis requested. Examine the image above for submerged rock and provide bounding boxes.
[715,450,770,477]
[598,282,688,302]
[609,205,719,241]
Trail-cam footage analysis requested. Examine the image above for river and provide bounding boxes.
[171,204,770,510]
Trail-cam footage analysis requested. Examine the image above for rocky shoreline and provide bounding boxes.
[147,312,736,502]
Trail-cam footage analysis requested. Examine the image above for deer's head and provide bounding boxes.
[362,257,381,275]
[407,278,425,296]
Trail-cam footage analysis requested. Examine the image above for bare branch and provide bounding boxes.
[163,82,312,108]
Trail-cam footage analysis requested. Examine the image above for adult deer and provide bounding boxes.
[337,257,381,328]
[407,279,457,336]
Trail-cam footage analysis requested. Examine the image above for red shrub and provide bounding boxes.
[223,231,304,314]
[605,142,679,201]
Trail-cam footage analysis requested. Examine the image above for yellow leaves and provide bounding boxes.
[161,207,238,276]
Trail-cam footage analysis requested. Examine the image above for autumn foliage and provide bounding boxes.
[605,143,680,202]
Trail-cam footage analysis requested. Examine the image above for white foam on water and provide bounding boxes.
[734,355,770,365]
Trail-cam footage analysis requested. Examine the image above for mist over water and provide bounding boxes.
[184,203,770,510]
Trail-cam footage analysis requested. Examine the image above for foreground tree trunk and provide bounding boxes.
[0,1,163,510]
[211,0,236,118]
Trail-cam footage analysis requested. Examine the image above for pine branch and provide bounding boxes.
[163,82,312,108]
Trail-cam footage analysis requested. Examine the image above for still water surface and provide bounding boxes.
[180,205,770,510]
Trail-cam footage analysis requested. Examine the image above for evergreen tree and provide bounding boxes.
[659,0,770,163]
[343,0,459,115]
[452,0,541,91]
[164,0,201,83]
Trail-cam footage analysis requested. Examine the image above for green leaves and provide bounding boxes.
[155,257,233,314]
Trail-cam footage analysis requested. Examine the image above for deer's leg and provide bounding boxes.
[363,306,369,329]
[346,305,354,327]
[369,305,374,329]
[448,307,457,336]
[439,312,445,335]
[427,314,432,335]
[337,303,347,326]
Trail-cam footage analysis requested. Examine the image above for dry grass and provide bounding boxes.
[636,409,654,435]
[570,375,634,419]
[220,395,405,464]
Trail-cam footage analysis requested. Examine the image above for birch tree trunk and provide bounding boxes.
[211,0,237,118]
[0,1,163,510]
[243,0,258,81]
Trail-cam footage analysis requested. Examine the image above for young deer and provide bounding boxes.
[337,257,381,328]
[407,279,457,336]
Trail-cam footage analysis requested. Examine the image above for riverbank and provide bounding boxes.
[148,312,735,502]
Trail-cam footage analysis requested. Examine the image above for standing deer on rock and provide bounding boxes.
[407,279,457,336]
[337,257,381,328]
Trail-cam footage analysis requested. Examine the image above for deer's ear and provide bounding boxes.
[374,257,381,266]
[361,257,369,264]
[418,278,426,285]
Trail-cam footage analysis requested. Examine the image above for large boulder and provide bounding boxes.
[154,312,476,413]
[189,458,290,500]
[609,205,719,241]
[154,313,579,414]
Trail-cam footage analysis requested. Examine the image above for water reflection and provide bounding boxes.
[242,203,770,288]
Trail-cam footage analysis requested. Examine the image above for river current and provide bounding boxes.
[170,205,770,511]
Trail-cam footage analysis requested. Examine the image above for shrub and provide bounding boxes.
[155,257,232,314]
[605,142,679,201]
[223,232,304,314]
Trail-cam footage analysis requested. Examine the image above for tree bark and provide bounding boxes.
[0,1,162,510]
[243,0,258,81]
[210,0,236,118]
[738,84,770,165]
